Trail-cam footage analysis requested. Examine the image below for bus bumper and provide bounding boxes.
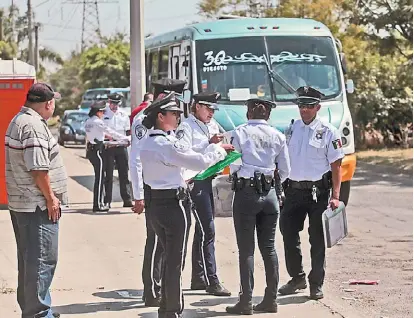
[341,154,357,182]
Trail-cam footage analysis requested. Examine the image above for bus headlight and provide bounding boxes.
[341,137,347,146]
[343,127,350,136]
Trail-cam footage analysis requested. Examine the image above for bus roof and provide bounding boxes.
[145,18,332,49]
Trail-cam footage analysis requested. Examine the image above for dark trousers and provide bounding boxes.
[279,187,329,287]
[146,196,191,318]
[233,187,280,304]
[10,208,59,318]
[103,146,132,204]
[190,179,219,286]
[142,212,163,301]
[87,147,105,208]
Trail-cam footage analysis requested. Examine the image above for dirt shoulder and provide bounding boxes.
[357,149,413,175]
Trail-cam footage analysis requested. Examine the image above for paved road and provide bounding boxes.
[0,145,411,318]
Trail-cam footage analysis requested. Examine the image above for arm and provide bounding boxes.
[98,121,130,141]
[274,136,291,182]
[326,128,345,208]
[176,122,209,153]
[229,129,241,174]
[330,159,342,200]
[124,115,131,136]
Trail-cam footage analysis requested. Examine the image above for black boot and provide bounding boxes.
[278,277,307,295]
[253,299,278,313]
[309,285,324,300]
[225,302,253,315]
[190,280,207,291]
[206,283,231,296]
[145,295,161,307]
[93,204,109,212]
[123,200,133,208]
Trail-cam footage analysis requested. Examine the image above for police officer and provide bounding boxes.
[129,79,186,307]
[225,98,291,315]
[278,86,345,300]
[140,93,233,318]
[85,101,130,212]
[175,92,231,296]
[102,92,133,208]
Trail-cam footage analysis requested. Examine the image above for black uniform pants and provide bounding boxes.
[103,146,131,204]
[146,195,191,318]
[190,179,219,286]
[86,147,106,208]
[279,187,330,287]
[233,187,280,304]
[142,212,163,302]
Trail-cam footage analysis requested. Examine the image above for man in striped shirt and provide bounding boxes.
[5,83,67,318]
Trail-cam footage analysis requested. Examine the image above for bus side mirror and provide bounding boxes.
[182,89,192,103]
[346,79,354,94]
[340,53,348,74]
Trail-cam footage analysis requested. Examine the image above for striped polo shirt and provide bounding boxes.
[5,106,68,212]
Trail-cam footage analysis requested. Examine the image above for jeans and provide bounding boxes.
[10,207,59,318]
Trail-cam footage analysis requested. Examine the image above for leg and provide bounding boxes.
[88,149,105,209]
[308,190,330,289]
[22,207,59,318]
[103,148,115,205]
[256,189,279,302]
[114,147,132,203]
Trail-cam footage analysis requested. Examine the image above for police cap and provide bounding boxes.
[88,100,106,117]
[246,98,276,109]
[296,86,325,106]
[143,92,183,116]
[152,78,187,98]
[193,92,221,110]
[107,92,124,104]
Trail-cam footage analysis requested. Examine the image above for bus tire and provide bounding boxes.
[339,180,351,206]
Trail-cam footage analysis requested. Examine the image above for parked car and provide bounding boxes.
[58,110,89,146]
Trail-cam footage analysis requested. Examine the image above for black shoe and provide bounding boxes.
[190,281,207,290]
[309,286,324,300]
[206,283,231,296]
[145,296,161,307]
[226,302,253,315]
[253,299,278,313]
[52,313,61,318]
[123,200,133,208]
[278,277,307,295]
[93,205,110,212]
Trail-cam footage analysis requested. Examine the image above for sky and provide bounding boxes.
[11,0,201,58]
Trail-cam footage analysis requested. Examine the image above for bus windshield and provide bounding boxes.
[196,36,341,102]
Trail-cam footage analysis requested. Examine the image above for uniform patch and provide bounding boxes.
[175,129,184,140]
[332,138,342,149]
[134,125,147,140]
[174,141,185,150]
[315,129,324,140]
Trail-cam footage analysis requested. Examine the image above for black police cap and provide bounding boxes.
[107,92,124,103]
[193,92,221,110]
[246,98,276,109]
[152,79,187,98]
[296,86,325,106]
[89,100,107,117]
[143,92,183,116]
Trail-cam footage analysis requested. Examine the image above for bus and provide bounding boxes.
[144,17,356,205]
[80,87,131,115]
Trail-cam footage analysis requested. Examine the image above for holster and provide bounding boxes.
[254,171,263,194]
[322,171,333,189]
[261,174,274,192]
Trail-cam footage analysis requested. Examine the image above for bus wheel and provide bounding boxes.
[339,181,351,206]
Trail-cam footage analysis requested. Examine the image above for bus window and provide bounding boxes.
[145,52,151,89]
[151,51,159,82]
[159,47,169,79]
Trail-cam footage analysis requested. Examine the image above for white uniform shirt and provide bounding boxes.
[85,115,129,144]
[140,129,227,190]
[129,115,148,200]
[103,107,130,135]
[287,117,345,181]
[230,119,291,182]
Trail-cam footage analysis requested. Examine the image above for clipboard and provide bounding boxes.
[322,201,348,248]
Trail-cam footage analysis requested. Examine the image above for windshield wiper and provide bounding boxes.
[262,53,297,96]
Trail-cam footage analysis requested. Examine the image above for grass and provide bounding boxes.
[357,148,413,174]
[47,116,60,127]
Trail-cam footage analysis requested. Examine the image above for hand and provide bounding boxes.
[46,195,61,223]
[329,197,340,210]
[209,134,224,144]
[220,144,235,153]
[132,200,145,214]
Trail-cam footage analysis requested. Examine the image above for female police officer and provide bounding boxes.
[139,93,233,318]
[175,92,231,296]
[84,101,130,212]
[226,98,290,315]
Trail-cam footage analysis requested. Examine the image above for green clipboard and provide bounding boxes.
[192,151,242,181]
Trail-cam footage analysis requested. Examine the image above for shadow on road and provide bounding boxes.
[139,309,231,318]
[92,289,143,299]
[53,300,143,315]
[62,208,134,216]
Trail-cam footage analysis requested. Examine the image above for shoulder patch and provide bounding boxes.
[175,129,185,140]
[134,124,147,140]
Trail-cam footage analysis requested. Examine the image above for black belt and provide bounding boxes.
[289,179,325,190]
[147,187,188,200]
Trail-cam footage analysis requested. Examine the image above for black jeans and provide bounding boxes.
[10,208,59,318]
[233,187,280,304]
[103,146,132,204]
[87,147,105,209]
[146,196,192,318]
[279,187,329,287]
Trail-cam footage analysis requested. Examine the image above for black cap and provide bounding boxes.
[26,83,61,103]
[193,92,221,110]
[107,92,124,104]
[246,98,276,109]
[143,92,183,116]
[296,86,325,106]
[88,101,106,117]
[152,79,187,99]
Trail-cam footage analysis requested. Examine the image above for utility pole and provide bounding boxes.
[0,11,3,42]
[34,23,39,71]
[11,0,16,43]
[130,0,145,110]
[27,0,34,65]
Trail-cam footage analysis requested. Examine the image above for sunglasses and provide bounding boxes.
[298,103,318,109]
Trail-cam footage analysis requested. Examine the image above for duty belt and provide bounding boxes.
[232,172,275,194]
[146,186,188,201]
[288,179,325,190]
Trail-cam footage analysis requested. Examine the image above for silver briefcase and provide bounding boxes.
[322,201,348,248]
